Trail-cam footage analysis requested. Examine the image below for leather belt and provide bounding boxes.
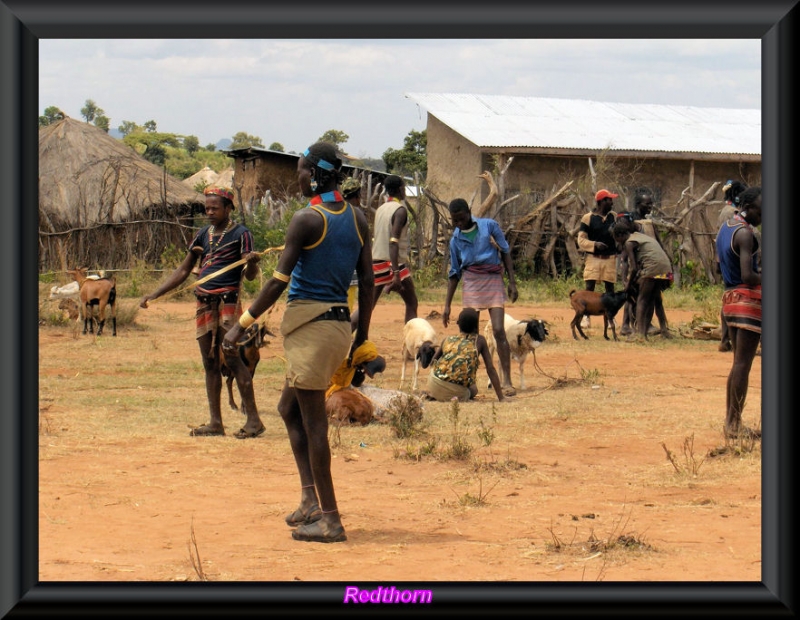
[310,306,351,322]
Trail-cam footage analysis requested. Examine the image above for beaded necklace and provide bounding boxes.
[309,190,343,206]
[204,220,234,267]
[733,212,753,230]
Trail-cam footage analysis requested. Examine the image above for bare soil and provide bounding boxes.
[38,297,761,584]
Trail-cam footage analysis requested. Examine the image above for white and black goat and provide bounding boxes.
[485,313,549,391]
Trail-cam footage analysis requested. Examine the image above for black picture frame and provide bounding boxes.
[3,1,795,615]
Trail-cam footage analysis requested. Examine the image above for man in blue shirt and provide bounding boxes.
[441,198,519,397]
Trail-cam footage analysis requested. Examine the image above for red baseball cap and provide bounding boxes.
[595,189,619,202]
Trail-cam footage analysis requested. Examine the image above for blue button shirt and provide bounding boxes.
[448,218,510,279]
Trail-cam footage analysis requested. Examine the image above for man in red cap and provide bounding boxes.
[576,189,620,328]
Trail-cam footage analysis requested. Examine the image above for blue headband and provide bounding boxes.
[303,148,335,171]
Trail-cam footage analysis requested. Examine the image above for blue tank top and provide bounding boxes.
[716,219,759,288]
[288,202,363,303]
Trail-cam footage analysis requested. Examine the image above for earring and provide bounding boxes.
[310,178,318,192]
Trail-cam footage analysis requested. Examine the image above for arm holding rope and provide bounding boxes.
[222,226,306,353]
[143,244,284,305]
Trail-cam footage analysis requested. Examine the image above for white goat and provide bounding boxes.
[484,313,549,391]
[49,276,101,303]
[48,280,81,301]
[400,318,438,391]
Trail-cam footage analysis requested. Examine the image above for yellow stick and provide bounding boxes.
[149,244,284,303]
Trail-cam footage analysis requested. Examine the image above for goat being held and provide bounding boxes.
[569,289,630,341]
[219,323,273,416]
[400,317,438,391]
[67,267,117,336]
[484,313,549,391]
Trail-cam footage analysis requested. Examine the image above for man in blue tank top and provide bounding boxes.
[715,186,762,440]
[223,142,374,543]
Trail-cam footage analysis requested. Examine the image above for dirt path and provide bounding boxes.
[38,298,761,585]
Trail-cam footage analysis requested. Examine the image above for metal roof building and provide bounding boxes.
[405,92,760,157]
[404,92,761,216]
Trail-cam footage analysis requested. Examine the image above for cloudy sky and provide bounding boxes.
[38,39,761,159]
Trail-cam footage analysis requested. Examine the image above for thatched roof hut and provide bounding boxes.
[215,167,234,188]
[182,165,219,189]
[39,117,205,273]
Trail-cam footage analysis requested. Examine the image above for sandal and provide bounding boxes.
[292,520,347,543]
[233,425,265,439]
[189,425,224,437]
[285,504,322,527]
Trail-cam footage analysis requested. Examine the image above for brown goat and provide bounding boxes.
[325,388,375,426]
[58,298,81,339]
[569,289,630,341]
[57,298,81,321]
[67,267,117,336]
[219,323,273,415]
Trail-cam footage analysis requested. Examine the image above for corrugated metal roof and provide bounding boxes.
[405,93,760,156]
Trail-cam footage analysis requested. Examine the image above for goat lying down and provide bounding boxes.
[569,289,630,341]
[484,313,549,391]
[400,318,438,391]
[326,385,424,426]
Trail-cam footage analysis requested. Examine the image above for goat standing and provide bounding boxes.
[67,268,117,336]
[400,318,438,391]
[569,289,629,341]
[484,313,548,390]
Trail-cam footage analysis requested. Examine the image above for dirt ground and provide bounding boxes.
[38,296,761,585]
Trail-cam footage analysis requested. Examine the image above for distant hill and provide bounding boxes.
[216,138,232,151]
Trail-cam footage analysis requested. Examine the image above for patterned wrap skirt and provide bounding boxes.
[461,264,505,310]
[722,285,761,334]
[195,291,239,341]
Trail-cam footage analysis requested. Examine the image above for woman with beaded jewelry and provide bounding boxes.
[223,142,374,543]
[139,186,263,437]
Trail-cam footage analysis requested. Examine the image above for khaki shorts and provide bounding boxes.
[583,254,617,284]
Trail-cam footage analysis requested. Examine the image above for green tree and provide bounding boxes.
[80,99,103,124]
[94,115,111,133]
[317,129,349,147]
[143,120,158,133]
[143,143,166,166]
[383,129,427,177]
[269,142,285,152]
[204,143,217,152]
[229,132,264,149]
[123,131,181,167]
[38,106,65,127]
[163,146,200,179]
[183,135,200,154]
[118,120,140,136]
